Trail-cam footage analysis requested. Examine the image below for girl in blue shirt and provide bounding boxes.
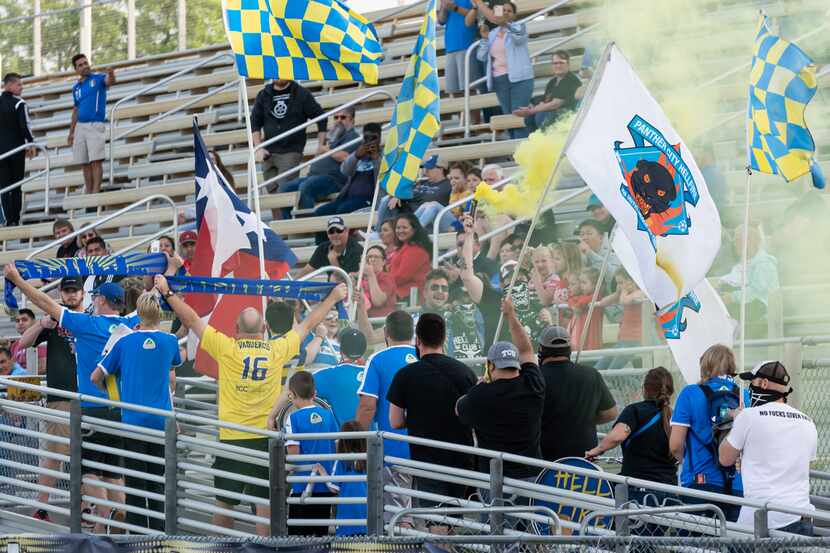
[320,420,368,536]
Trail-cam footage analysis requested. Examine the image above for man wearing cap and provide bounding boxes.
[536,325,617,462]
[297,216,363,278]
[313,328,368,427]
[586,194,615,235]
[719,361,817,536]
[456,298,545,487]
[179,230,197,274]
[16,276,83,522]
[376,155,452,229]
[5,265,138,531]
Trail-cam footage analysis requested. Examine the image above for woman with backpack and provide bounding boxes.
[669,344,748,522]
[586,367,679,507]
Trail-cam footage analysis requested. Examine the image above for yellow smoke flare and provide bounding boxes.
[656,246,683,300]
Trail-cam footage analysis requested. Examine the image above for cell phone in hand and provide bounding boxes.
[494,5,504,17]
[150,240,160,253]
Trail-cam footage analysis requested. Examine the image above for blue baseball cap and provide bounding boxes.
[586,193,602,210]
[487,341,521,370]
[420,155,445,170]
[91,282,125,305]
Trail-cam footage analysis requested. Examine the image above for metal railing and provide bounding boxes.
[0,143,51,216]
[369,0,428,24]
[1,371,828,540]
[461,0,600,137]
[108,52,239,188]
[254,89,396,195]
[297,264,355,317]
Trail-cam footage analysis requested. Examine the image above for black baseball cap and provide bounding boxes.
[739,360,790,386]
[339,328,367,359]
[59,276,84,291]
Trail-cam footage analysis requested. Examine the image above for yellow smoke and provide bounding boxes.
[474,113,574,217]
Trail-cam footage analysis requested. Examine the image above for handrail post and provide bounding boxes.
[164,417,178,534]
[784,341,803,409]
[754,508,769,539]
[366,432,385,535]
[69,399,83,533]
[613,483,630,538]
[269,434,288,537]
[489,457,504,536]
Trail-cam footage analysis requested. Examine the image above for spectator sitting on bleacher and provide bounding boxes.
[0,72,34,227]
[594,268,646,370]
[577,219,621,280]
[68,54,114,197]
[388,213,433,300]
[77,227,102,258]
[444,161,474,230]
[513,50,582,133]
[439,0,481,124]
[0,347,25,376]
[313,123,382,217]
[481,163,504,186]
[53,219,80,258]
[298,216,363,278]
[251,79,326,219]
[179,230,197,273]
[10,309,45,373]
[466,166,482,189]
[362,245,397,318]
[280,107,360,218]
[313,328,367,427]
[376,155,451,231]
[378,220,400,270]
[586,193,616,235]
[475,1,533,140]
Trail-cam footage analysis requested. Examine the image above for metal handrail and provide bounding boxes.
[254,89,396,193]
[431,173,516,266]
[0,142,51,215]
[435,185,590,264]
[108,52,237,188]
[462,21,599,137]
[298,265,354,313]
[389,505,562,536]
[369,0,428,23]
[579,503,728,537]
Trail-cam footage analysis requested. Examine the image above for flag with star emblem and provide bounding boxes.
[377,0,440,199]
[220,0,383,84]
[748,14,824,189]
[187,121,296,378]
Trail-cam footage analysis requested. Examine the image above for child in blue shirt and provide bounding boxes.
[284,371,339,536]
[323,420,368,536]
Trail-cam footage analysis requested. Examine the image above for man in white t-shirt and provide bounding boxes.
[719,360,817,536]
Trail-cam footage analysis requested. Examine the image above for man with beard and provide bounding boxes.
[416,269,485,361]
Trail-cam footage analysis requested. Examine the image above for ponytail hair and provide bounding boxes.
[643,366,675,439]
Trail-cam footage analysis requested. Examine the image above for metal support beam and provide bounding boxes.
[127,0,136,60]
[164,417,178,534]
[754,508,769,539]
[269,436,287,536]
[489,457,504,536]
[79,0,92,59]
[613,483,630,537]
[366,433,384,535]
[33,0,42,76]
[69,400,83,533]
[177,0,187,51]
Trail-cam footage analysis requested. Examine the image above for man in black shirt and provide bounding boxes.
[388,313,477,510]
[298,216,363,277]
[513,51,582,134]
[0,73,35,226]
[53,219,80,258]
[536,325,617,462]
[456,297,545,482]
[17,276,83,522]
[251,79,326,218]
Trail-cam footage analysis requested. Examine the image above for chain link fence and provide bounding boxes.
[0,0,225,77]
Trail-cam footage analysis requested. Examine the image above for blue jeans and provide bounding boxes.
[524,110,562,134]
[375,195,401,230]
[779,518,814,536]
[313,196,371,216]
[594,341,639,370]
[491,75,533,139]
[681,482,742,524]
[279,174,341,218]
[415,201,455,233]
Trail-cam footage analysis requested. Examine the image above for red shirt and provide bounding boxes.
[365,271,398,318]
[389,242,431,300]
[618,303,643,342]
[567,294,603,351]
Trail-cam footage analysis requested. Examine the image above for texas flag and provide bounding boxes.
[187,121,296,377]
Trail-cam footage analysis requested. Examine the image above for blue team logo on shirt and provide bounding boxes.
[657,291,701,340]
[615,115,700,250]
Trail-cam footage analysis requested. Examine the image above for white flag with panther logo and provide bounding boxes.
[566,44,722,309]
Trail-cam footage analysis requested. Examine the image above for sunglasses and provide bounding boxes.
[430,284,449,293]
[328,227,345,234]
[333,115,350,120]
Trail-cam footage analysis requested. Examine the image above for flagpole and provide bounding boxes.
[351,177,381,322]
[239,76,268,311]
[492,42,614,342]
[738,167,752,378]
[574,227,616,365]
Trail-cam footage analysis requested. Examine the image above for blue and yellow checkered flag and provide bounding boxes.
[747,15,824,189]
[221,0,383,84]
[378,0,440,199]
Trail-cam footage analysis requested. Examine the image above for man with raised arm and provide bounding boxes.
[154,275,346,536]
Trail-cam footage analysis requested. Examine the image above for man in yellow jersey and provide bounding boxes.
[155,275,347,536]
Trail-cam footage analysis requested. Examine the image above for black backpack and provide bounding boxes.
[688,383,740,492]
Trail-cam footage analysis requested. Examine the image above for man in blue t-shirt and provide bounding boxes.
[92,291,180,531]
[284,371,339,536]
[5,264,136,531]
[69,53,115,195]
[313,328,367,427]
[670,345,748,522]
[438,0,481,122]
[356,310,416,526]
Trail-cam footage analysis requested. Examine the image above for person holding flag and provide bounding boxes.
[156,274,347,537]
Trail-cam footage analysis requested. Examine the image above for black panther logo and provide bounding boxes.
[630,159,676,217]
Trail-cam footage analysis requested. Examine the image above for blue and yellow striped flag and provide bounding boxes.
[378,0,440,199]
[220,0,383,84]
[747,15,824,189]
